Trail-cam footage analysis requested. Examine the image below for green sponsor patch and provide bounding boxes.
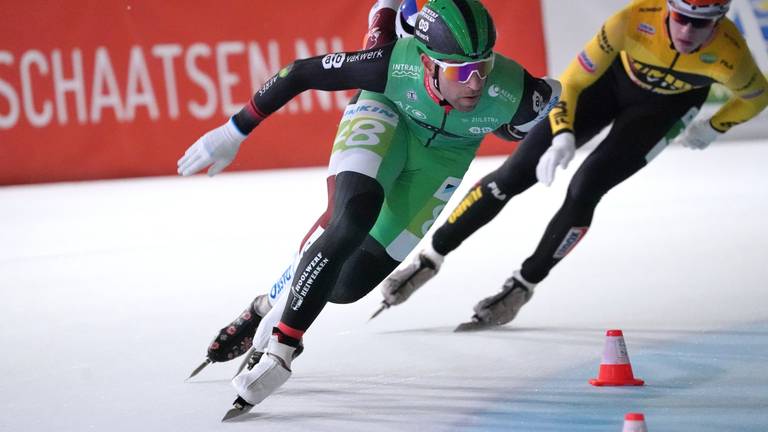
[278,64,293,78]
[700,53,717,64]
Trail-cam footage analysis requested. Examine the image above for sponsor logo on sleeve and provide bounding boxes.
[344,49,384,64]
[258,76,279,96]
[278,64,294,78]
[637,23,656,35]
[577,51,596,73]
[322,52,346,69]
[598,25,614,54]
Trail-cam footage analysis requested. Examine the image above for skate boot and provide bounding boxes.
[187,294,271,379]
[223,328,301,420]
[455,270,536,332]
[240,341,304,374]
[371,244,444,319]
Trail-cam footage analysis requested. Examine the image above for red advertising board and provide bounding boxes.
[0,1,546,185]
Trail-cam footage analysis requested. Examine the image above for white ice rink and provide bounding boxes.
[2,139,767,431]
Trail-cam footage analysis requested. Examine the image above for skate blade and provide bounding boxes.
[221,397,254,422]
[186,358,212,380]
[368,302,389,321]
[454,319,495,332]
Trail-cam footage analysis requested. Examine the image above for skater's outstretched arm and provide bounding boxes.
[177,42,396,177]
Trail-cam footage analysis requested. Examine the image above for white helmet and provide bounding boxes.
[667,0,731,19]
[395,0,423,38]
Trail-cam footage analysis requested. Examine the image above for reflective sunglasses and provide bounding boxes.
[431,54,495,84]
[670,10,717,29]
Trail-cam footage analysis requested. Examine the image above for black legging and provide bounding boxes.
[280,171,397,331]
[328,234,399,304]
[432,59,710,283]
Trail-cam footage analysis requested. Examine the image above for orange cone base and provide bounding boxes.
[589,364,644,386]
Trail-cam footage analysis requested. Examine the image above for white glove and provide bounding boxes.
[177,118,247,176]
[536,132,575,186]
[672,118,721,150]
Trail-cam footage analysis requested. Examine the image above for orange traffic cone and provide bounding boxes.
[622,412,648,432]
[589,329,644,386]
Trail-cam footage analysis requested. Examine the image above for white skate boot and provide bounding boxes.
[223,331,300,421]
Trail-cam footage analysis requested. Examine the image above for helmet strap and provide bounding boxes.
[432,65,441,92]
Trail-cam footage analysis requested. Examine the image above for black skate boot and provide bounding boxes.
[187,294,270,379]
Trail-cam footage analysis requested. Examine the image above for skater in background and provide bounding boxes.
[178,0,560,418]
[376,0,768,331]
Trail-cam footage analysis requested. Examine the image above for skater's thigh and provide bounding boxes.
[370,142,475,262]
[328,90,408,194]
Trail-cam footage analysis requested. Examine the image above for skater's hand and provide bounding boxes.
[536,132,575,186]
[177,118,247,176]
[673,118,721,151]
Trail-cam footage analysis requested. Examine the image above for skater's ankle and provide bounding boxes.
[267,326,303,370]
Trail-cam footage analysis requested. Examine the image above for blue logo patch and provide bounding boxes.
[269,264,294,301]
[638,23,656,35]
[577,51,596,73]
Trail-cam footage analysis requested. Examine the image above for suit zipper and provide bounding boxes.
[425,108,450,147]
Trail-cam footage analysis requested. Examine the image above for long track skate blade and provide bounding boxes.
[186,358,212,380]
[454,319,495,332]
[221,397,254,422]
[368,303,389,321]
[233,347,256,377]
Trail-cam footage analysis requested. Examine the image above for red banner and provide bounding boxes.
[0,1,546,185]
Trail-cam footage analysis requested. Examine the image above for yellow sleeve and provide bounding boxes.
[548,6,629,135]
[711,52,768,133]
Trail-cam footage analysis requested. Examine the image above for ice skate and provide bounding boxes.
[187,294,271,379]
[224,329,301,421]
[371,245,444,320]
[233,338,305,378]
[455,270,536,332]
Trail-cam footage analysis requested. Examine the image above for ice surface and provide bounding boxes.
[2,140,767,431]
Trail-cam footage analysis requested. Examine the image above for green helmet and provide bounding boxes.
[413,0,496,62]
